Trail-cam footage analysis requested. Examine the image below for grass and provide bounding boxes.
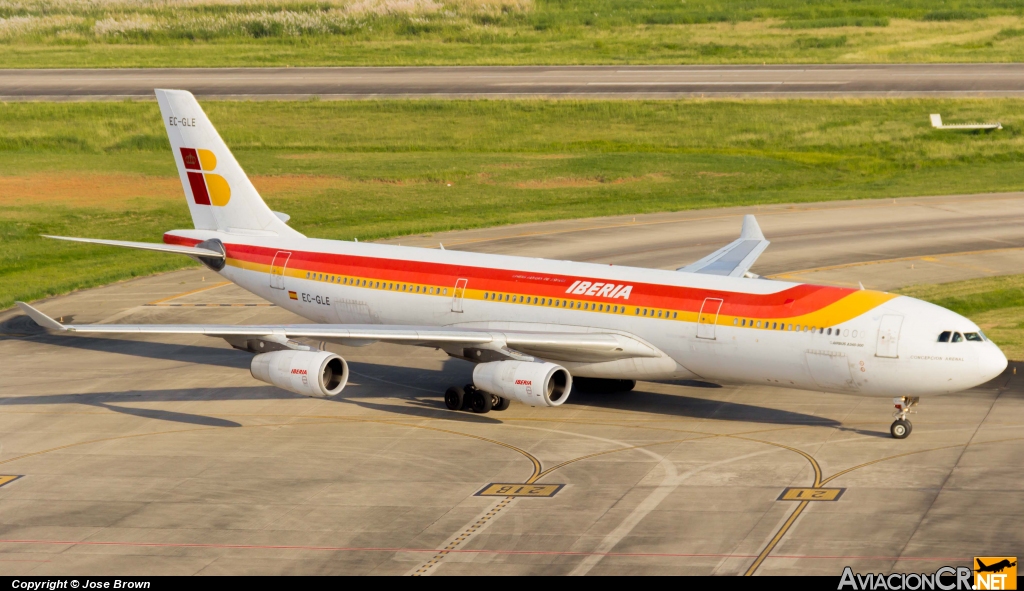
[2,97,1024,309]
[3,0,1024,67]
[897,275,1024,360]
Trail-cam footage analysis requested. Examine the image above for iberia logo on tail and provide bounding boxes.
[180,148,230,206]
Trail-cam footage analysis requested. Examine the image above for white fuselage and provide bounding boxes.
[168,229,1008,399]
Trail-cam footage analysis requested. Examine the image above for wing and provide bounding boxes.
[17,302,658,363]
[44,235,224,259]
[677,215,769,278]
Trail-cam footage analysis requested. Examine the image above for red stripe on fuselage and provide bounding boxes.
[163,233,855,318]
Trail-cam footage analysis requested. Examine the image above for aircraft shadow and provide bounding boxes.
[5,326,854,431]
[4,325,250,370]
[571,386,842,428]
[337,358,502,424]
[0,386,294,428]
[346,360,840,429]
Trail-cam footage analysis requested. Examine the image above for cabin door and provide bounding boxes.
[876,315,904,358]
[452,278,468,312]
[696,297,724,340]
[270,251,291,290]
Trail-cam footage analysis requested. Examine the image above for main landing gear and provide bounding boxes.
[444,384,509,414]
[890,396,919,439]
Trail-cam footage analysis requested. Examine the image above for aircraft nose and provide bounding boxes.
[979,344,1008,384]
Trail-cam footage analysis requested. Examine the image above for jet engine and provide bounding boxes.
[250,350,349,398]
[472,361,571,407]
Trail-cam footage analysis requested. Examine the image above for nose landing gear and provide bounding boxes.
[890,396,919,439]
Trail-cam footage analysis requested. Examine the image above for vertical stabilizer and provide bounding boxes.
[156,89,301,237]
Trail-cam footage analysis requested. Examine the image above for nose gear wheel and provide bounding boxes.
[890,396,919,439]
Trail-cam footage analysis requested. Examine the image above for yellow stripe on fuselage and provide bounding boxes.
[226,257,898,331]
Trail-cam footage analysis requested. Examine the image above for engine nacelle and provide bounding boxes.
[472,361,571,407]
[250,350,349,398]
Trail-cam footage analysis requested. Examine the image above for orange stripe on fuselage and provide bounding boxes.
[163,233,896,325]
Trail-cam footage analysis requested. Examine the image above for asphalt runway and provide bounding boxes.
[5,64,1024,101]
[1,193,1022,575]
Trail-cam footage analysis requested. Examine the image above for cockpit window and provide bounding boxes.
[964,332,983,342]
[938,331,951,343]
[951,332,963,343]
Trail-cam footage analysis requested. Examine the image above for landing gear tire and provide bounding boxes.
[890,396,920,439]
[444,386,465,411]
[890,419,912,439]
[492,396,510,411]
[468,389,494,414]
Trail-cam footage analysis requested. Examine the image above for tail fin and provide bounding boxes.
[156,89,300,237]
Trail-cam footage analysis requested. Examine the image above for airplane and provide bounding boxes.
[16,89,1009,440]
[976,558,1017,574]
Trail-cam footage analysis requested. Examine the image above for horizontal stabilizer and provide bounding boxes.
[43,235,225,258]
[677,215,770,277]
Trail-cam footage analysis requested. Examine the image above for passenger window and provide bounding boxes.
[741,319,746,326]
[938,331,951,342]
[672,312,677,319]
[952,332,963,342]
[788,324,793,331]
[733,318,739,325]
[964,332,983,342]
[852,330,857,337]
[771,322,777,330]
[827,328,832,335]
[443,288,447,295]
[642,309,647,316]
[657,310,662,318]
[756,321,761,328]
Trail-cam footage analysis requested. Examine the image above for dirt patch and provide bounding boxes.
[514,173,668,189]
[0,173,182,208]
[0,173,429,208]
[696,171,741,178]
[250,174,355,196]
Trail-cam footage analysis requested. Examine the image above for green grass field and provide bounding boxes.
[2,97,1024,309]
[3,0,1024,67]
[897,275,1024,360]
